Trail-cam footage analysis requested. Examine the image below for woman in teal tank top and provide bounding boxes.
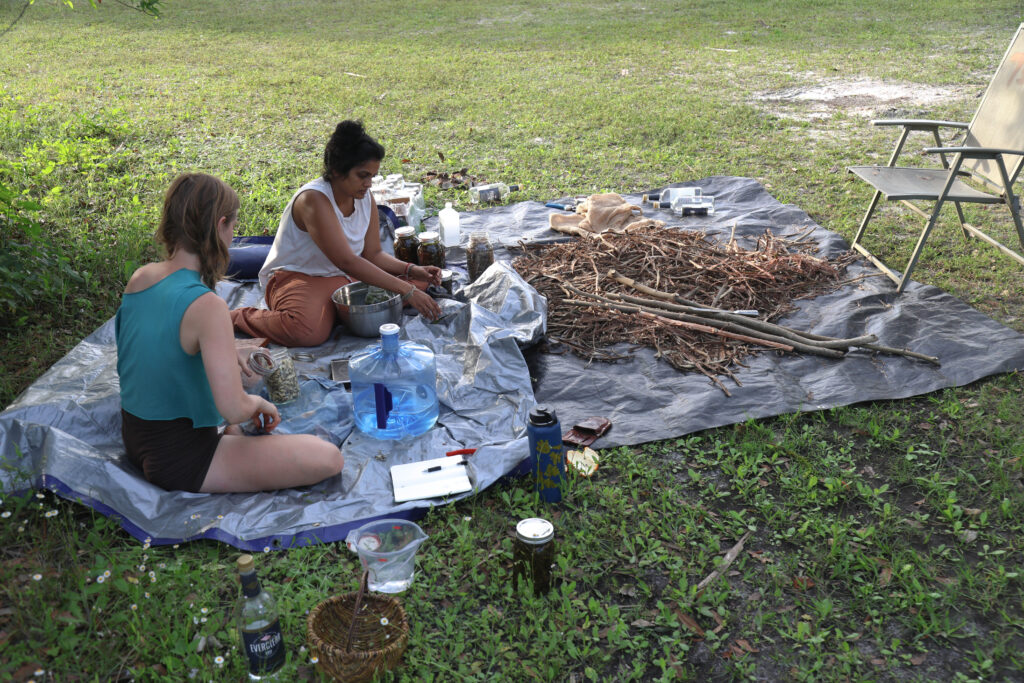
[116,173,344,493]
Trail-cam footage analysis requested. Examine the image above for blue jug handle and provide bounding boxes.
[374,383,393,429]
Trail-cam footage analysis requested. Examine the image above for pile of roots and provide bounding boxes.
[512,224,934,395]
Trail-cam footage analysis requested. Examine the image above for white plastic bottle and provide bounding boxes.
[438,202,461,247]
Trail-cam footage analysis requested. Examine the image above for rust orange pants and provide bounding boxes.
[231,270,426,347]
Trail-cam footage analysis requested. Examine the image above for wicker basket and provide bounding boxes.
[306,572,410,682]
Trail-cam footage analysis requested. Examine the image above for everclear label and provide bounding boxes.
[478,187,500,202]
[242,620,285,674]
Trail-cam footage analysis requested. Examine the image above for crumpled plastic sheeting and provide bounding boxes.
[4,176,1024,548]
[521,177,1024,446]
[0,262,544,550]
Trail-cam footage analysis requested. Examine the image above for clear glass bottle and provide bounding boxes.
[467,231,494,283]
[236,554,286,680]
[416,231,446,269]
[469,181,521,203]
[349,323,439,439]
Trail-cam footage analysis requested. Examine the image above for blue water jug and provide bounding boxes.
[527,405,566,503]
[349,323,439,439]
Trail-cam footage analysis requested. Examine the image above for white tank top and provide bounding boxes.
[258,177,371,289]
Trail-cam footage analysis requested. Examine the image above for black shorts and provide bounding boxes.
[121,409,222,493]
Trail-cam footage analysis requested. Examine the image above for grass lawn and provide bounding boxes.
[2,1,1024,680]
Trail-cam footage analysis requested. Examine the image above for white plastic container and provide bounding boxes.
[438,202,461,247]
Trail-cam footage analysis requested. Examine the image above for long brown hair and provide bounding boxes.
[156,173,239,289]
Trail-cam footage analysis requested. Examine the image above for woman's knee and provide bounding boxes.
[304,436,344,478]
[276,313,333,348]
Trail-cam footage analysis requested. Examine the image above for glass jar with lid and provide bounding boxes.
[513,517,555,596]
[394,226,419,266]
[416,231,445,269]
[467,230,494,282]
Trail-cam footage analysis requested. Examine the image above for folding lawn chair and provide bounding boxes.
[848,23,1024,293]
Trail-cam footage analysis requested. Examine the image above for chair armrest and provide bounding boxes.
[923,146,1024,158]
[871,119,969,130]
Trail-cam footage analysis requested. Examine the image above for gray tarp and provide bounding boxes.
[2,176,1023,549]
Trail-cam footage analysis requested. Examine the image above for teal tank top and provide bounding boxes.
[116,268,223,427]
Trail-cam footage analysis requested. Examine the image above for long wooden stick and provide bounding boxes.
[696,531,752,596]
[607,269,939,365]
[561,283,844,359]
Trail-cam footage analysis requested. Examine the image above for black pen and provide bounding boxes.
[424,461,469,473]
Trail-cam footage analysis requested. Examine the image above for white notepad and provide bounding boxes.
[390,454,473,503]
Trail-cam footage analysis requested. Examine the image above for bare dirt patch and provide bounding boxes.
[755,77,968,121]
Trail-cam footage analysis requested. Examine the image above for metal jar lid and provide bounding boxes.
[418,231,440,242]
[395,226,415,237]
[516,517,554,545]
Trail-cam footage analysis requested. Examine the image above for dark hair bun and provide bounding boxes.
[334,120,364,138]
[322,119,385,181]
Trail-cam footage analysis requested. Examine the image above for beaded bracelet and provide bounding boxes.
[401,286,416,302]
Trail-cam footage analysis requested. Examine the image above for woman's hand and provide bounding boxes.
[406,287,442,321]
[410,264,442,286]
[251,398,281,433]
[236,347,256,386]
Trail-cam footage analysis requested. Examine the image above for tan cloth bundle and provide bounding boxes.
[549,193,664,236]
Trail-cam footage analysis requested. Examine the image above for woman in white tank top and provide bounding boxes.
[231,121,442,347]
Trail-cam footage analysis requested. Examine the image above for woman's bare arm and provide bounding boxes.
[181,293,280,430]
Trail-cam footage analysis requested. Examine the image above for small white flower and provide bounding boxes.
[193,616,198,624]
[263,546,271,553]
[32,573,42,581]
[217,515,224,520]
[158,562,166,569]
[103,570,111,578]
[310,656,319,664]
[172,544,179,549]
[1,511,11,518]
[35,492,44,499]
[149,571,156,579]
[97,576,106,584]
[200,617,207,623]
[145,592,151,599]
[201,607,209,614]
[17,526,24,533]
[35,670,45,677]
[380,617,389,626]
[214,656,224,667]
[131,604,138,611]
[44,510,58,518]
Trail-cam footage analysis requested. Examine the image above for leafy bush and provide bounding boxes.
[0,180,83,327]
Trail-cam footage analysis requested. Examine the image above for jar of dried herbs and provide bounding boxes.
[467,230,494,282]
[248,348,299,404]
[416,231,445,269]
[513,517,555,596]
[394,226,419,266]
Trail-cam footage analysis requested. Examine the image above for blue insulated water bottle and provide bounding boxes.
[527,405,566,503]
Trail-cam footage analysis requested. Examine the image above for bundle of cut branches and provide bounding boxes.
[512,223,935,395]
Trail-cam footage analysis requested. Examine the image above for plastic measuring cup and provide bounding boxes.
[345,519,428,593]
